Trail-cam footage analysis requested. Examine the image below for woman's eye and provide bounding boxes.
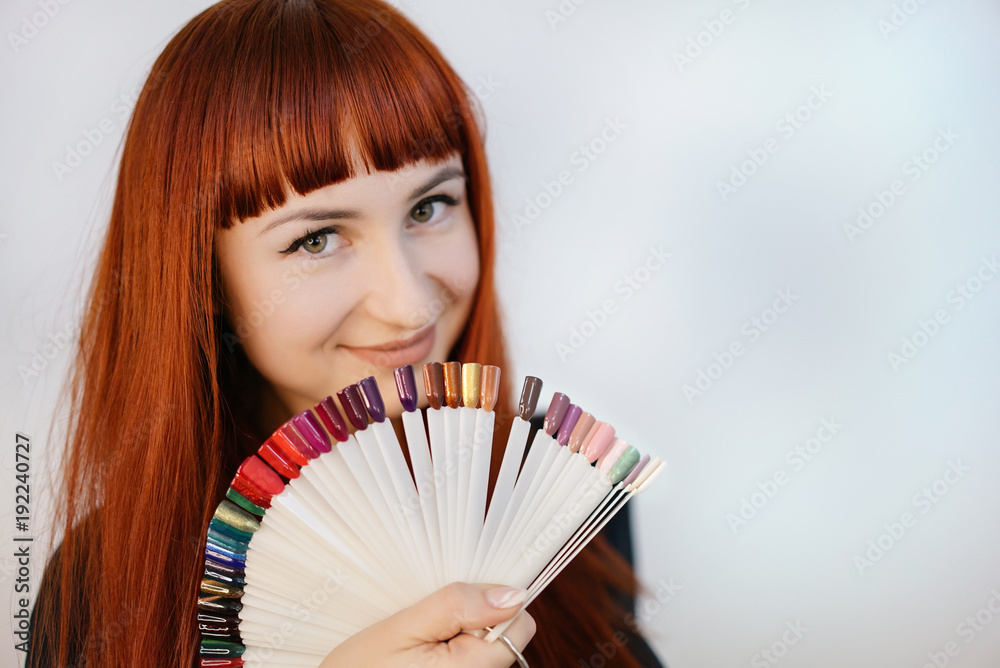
[301,232,328,254]
[282,227,337,256]
[410,195,458,225]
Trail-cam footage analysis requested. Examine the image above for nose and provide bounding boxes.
[360,233,440,331]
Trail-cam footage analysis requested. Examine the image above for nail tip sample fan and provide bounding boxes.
[197,362,664,667]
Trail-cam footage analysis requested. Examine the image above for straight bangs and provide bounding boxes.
[198,0,473,226]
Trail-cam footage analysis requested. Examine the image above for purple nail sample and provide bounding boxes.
[556,404,582,446]
[358,376,386,423]
[291,411,331,454]
[394,365,418,412]
[543,392,570,436]
[623,453,651,486]
[337,385,368,431]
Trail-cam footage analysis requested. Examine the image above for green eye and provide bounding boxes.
[412,200,436,223]
[302,233,328,254]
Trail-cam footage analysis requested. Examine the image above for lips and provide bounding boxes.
[341,325,436,368]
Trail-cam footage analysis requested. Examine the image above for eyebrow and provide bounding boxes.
[256,165,466,237]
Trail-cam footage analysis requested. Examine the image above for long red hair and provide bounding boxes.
[37,1,645,666]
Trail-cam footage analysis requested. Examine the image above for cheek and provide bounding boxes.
[424,219,480,349]
[223,259,354,378]
[434,220,481,301]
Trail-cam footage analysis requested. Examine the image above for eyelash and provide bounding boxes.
[281,225,338,255]
[280,194,461,256]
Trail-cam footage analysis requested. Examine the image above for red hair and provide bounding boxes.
[37,1,645,666]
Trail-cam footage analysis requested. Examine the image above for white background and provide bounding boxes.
[2,1,1000,667]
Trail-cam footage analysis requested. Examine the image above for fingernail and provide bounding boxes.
[481,365,501,412]
[462,363,482,408]
[423,362,445,410]
[517,376,543,421]
[443,361,462,408]
[315,396,349,442]
[556,404,581,446]
[359,376,386,423]
[485,587,527,609]
[394,365,418,412]
[583,422,615,464]
[567,412,595,453]
[291,410,331,454]
[543,392,570,436]
[338,384,368,431]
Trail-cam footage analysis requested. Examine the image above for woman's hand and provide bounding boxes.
[318,583,536,668]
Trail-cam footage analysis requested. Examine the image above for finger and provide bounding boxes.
[496,608,536,653]
[448,611,536,667]
[385,582,527,644]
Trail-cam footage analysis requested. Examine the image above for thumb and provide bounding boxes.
[386,582,527,644]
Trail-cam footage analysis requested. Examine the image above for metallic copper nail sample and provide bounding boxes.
[443,361,462,408]
[462,363,482,408]
[423,362,445,410]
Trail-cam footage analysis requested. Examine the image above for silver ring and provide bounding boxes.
[486,627,530,668]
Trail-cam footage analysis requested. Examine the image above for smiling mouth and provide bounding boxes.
[341,325,437,368]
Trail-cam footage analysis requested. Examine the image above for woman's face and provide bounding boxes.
[216,152,480,420]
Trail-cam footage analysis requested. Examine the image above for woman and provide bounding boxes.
[28,1,663,666]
